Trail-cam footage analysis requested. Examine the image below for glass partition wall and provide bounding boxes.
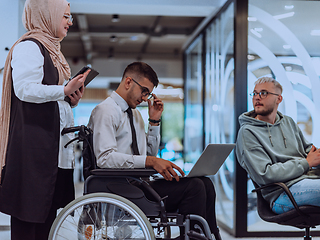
[183,0,320,237]
[204,2,235,230]
[246,0,320,236]
[184,36,204,167]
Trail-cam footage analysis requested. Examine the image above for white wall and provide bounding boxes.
[0,0,26,100]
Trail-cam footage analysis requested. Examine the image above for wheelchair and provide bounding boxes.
[49,125,214,240]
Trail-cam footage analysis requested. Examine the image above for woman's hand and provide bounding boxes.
[64,69,90,96]
[68,87,84,106]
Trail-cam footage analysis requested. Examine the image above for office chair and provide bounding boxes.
[251,180,320,240]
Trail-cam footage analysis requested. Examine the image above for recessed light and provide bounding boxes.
[247,55,255,60]
[283,44,291,49]
[254,28,263,32]
[212,104,219,111]
[274,12,295,20]
[109,35,118,42]
[248,16,257,22]
[284,5,294,10]
[250,29,262,38]
[311,30,320,36]
[285,66,293,71]
[111,14,120,23]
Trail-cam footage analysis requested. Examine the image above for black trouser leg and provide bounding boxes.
[198,177,222,240]
[149,177,219,235]
[11,206,57,240]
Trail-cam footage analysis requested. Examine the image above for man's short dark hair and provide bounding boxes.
[122,62,159,87]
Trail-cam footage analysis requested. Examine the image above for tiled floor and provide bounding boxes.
[0,215,317,240]
[0,182,319,240]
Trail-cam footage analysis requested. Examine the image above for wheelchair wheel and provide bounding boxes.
[49,193,155,240]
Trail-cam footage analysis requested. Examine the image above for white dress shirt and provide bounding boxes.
[88,91,160,168]
[11,40,75,168]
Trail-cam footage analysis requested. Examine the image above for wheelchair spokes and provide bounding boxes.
[49,193,155,240]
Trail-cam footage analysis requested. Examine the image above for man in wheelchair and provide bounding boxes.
[236,77,320,214]
[87,62,222,240]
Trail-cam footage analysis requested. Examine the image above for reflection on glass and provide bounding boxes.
[184,36,204,165]
[248,0,320,232]
[204,2,235,229]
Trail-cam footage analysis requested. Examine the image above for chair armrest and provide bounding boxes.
[252,181,306,216]
[90,168,157,177]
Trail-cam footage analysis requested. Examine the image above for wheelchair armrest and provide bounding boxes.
[252,181,306,216]
[90,168,158,177]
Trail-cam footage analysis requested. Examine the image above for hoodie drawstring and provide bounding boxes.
[279,124,287,148]
[267,124,274,147]
[267,122,287,148]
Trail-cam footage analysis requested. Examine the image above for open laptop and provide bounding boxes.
[153,143,235,179]
[184,143,235,178]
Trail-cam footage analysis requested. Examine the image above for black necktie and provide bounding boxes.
[126,108,140,155]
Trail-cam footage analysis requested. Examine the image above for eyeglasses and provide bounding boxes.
[130,78,153,99]
[250,90,279,99]
[63,14,73,24]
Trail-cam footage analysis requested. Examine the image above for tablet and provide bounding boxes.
[71,66,99,87]
[64,66,99,103]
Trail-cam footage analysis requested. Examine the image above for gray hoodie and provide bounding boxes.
[236,110,320,207]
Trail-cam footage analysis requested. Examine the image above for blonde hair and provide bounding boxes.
[254,77,283,94]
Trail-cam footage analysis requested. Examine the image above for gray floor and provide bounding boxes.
[0,182,319,240]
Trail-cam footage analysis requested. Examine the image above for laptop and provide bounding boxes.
[153,143,235,179]
[184,143,235,178]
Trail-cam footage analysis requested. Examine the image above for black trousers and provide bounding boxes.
[148,176,218,233]
[10,168,75,240]
[11,206,57,240]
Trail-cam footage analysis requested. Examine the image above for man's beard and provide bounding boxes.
[254,105,274,116]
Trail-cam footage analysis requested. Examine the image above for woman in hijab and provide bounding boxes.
[0,0,89,239]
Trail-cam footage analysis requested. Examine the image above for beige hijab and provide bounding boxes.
[0,0,71,180]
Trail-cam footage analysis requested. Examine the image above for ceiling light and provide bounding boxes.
[212,104,219,112]
[109,35,118,42]
[274,12,295,20]
[311,30,320,36]
[283,44,291,49]
[254,27,263,32]
[248,16,257,21]
[112,14,120,23]
[250,29,262,38]
[247,55,255,60]
[285,5,294,10]
[285,66,293,71]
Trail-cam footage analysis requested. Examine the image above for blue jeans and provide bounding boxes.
[272,179,320,214]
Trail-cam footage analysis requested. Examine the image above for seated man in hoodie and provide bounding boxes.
[236,77,320,214]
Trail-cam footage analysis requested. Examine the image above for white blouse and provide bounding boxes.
[11,40,75,169]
